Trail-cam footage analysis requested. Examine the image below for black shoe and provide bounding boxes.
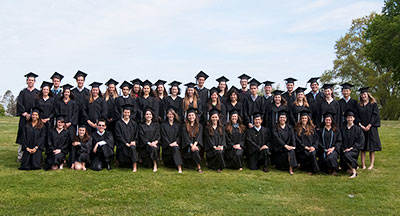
[107,163,112,170]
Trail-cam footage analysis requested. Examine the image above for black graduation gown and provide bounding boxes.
[157,97,168,122]
[246,126,271,170]
[289,104,310,126]
[183,100,203,123]
[19,123,45,170]
[318,99,341,129]
[195,87,209,110]
[35,96,56,132]
[164,96,184,120]
[268,104,289,129]
[225,102,244,123]
[114,119,139,166]
[137,96,159,122]
[69,137,92,164]
[90,131,114,171]
[272,125,298,170]
[45,128,70,170]
[243,95,264,126]
[338,98,358,127]
[205,126,226,170]
[55,99,78,140]
[262,95,273,127]
[317,128,342,172]
[160,121,183,168]
[306,91,324,127]
[282,91,296,107]
[181,124,203,168]
[205,104,227,125]
[114,96,139,121]
[340,125,364,169]
[71,88,90,126]
[295,128,319,173]
[356,102,381,152]
[16,88,39,144]
[83,97,108,132]
[238,89,250,104]
[138,122,160,168]
[106,97,117,132]
[225,127,245,169]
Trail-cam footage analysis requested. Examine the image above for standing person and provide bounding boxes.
[138,107,160,172]
[340,110,364,178]
[160,107,183,173]
[306,77,324,127]
[225,86,244,123]
[181,107,203,173]
[19,107,45,170]
[90,119,114,171]
[50,72,64,98]
[225,109,246,170]
[268,90,289,129]
[318,112,342,175]
[55,84,78,140]
[16,72,40,162]
[216,76,229,105]
[165,81,184,120]
[35,81,55,130]
[183,82,203,121]
[114,81,138,121]
[137,80,159,122]
[104,78,119,133]
[71,70,90,127]
[130,78,142,99]
[83,82,108,133]
[262,81,274,126]
[155,79,168,122]
[338,83,358,128]
[206,87,227,125]
[318,84,340,129]
[44,115,70,170]
[237,74,251,103]
[272,110,297,175]
[290,87,309,126]
[70,125,92,171]
[114,105,139,172]
[205,108,226,172]
[194,71,209,115]
[357,87,381,170]
[246,112,271,172]
[282,77,297,107]
[295,109,319,175]
[243,78,264,128]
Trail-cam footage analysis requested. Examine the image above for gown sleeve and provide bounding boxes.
[114,121,127,148]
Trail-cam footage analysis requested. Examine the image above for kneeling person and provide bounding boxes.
[90,119,114,171]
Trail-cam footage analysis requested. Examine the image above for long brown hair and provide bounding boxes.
[322,116,337,132]
[226,115,246,134]
[166,108,180,123]
[207,93,221,110]
[294,95,309,107]
[104,87,118,101]
[29,113,44,129]
[89,88,103,103]
[295,115,315,136]
[73,128,90,143]
[130,85,142,99]
[183,88,199,111]
[359,92,376,105]
[206,117,223,136]
[155,85,168,99]
[273,95,287,106]
[185,118,199,138]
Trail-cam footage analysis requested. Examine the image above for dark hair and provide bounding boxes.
[295,115,315,136]
[226,114,246,134]
[130,85,142,99]
[73,127,90,143]
[273,94,287,106]
[37,87,54,99]
[29,112,44,129]
[322,116,337,132]
[206,114,223,136]
[185,117,199,138]
[169,86,181,95]
[60,89,75,101]
[155,85,168,99]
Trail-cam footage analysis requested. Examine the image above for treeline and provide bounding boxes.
[0,90,17,116]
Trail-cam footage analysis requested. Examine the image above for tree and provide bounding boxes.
[1,90,17,116]
[322,13,400,120]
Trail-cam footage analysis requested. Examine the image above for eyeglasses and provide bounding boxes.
[98,125,106,127]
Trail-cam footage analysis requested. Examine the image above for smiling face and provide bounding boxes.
[97,121,107,133]
[31,112,39,121]
[27,77,35,88]
[171,86,179,96]
[310,82,319,92]
[342,89,351,98]
[301,115,308,126]
[145,110,153,121]
[187,88,194,97]
[324,88,333,98]
[197,77,205,87]
[324,117,332,127]
[230,92,238,102]
[210,113,219,124]
[253,116,262,127]
[122,87,130,96]
[346,115,355,125]
[274,95,281,104]
[108,84,116,94]
[240,79,248,89]
[218,82,226,91]
[42,86,50,96]
[91,88,99,97]
[76,76,85,88]
[167,110,175,121]
[123,109,131,119]
[188,112,196,123]
[250,85,258,95]
[57,120,65,129]
[78,127,86,137]
[157,85,164,94]
[264,85,272,94]
[52,78,61,88]
[361,92,368,102]
[230,113,238,124]
[143,86,151,95]
[210,92,218,102]
[279,115,287,125]
[133,84,140,93]
[63,89,70,98]
[296,92,304,101]
[286,83,294,92]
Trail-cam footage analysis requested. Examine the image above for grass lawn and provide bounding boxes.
[0,116,399,215]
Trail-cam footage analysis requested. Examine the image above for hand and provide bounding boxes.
[327,147,335,155]
[54,149,61,154]
[108,118,112,122]
[344,148,352,152]
[285,145,295,151]
[126,143,130,147]
[248,123,254,128]
[131,141,136,146]
[88,121,96,128]
[191,145,199,152]
[366,124,372,131]
[25,114,31,120]
[233,144,241,150]
[93,144,98,153]
[308,146,315,152]
[260,145,268,150]
[65,122,72,128]
[72,141,79,146]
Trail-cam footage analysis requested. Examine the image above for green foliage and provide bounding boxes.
[0,105,4,116]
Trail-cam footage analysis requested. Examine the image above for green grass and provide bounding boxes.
[0,117,399,215]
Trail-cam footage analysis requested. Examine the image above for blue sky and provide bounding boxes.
[0,0,383,96]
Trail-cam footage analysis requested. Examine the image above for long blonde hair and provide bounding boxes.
[104,87,118,101]
[183,88,199,111]
[359,92,376,105]
[294,95,309,107]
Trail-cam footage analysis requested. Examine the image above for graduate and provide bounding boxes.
[35,81,55,129]
[55,84,78,140]
[306,77,324,127]
[90,118,114,171]
[44,115,70,170]
[130,78,142,99]
[225,86,244,123]
[50,72,64,98]
[206,87,227,125]
[262,81,274,126]
[155,79,168,122]
[71,70,90,126]
[267,90,289,129]
[138,107,160,172]
[104,79,119,133]
[165,81,184,120]
[137,80,159,122]
[238,74,251,103]
[183,82,203,122]
[16,72,40,161]
[181,107,203,173]
[216,76,229,105]
[204,108,226,172]
[318,84,340,129]
[70,125,92,171]
[357,87,381,170]
[19,107,46,170]
[340,110,364,178]
[317,112,342,175]
[194,71,209,114]
[282,77,297,106]
[114,81,138,121]
[338,83,358,128]
[225,109,246,170]
[272,109,297,175]
[114,104,139,172]
[243,78,264,128]
[246,112,272,172]
[294,109,320,174]
[290,87,310,126]
[160,106,183,173]
[83,82,108,133]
